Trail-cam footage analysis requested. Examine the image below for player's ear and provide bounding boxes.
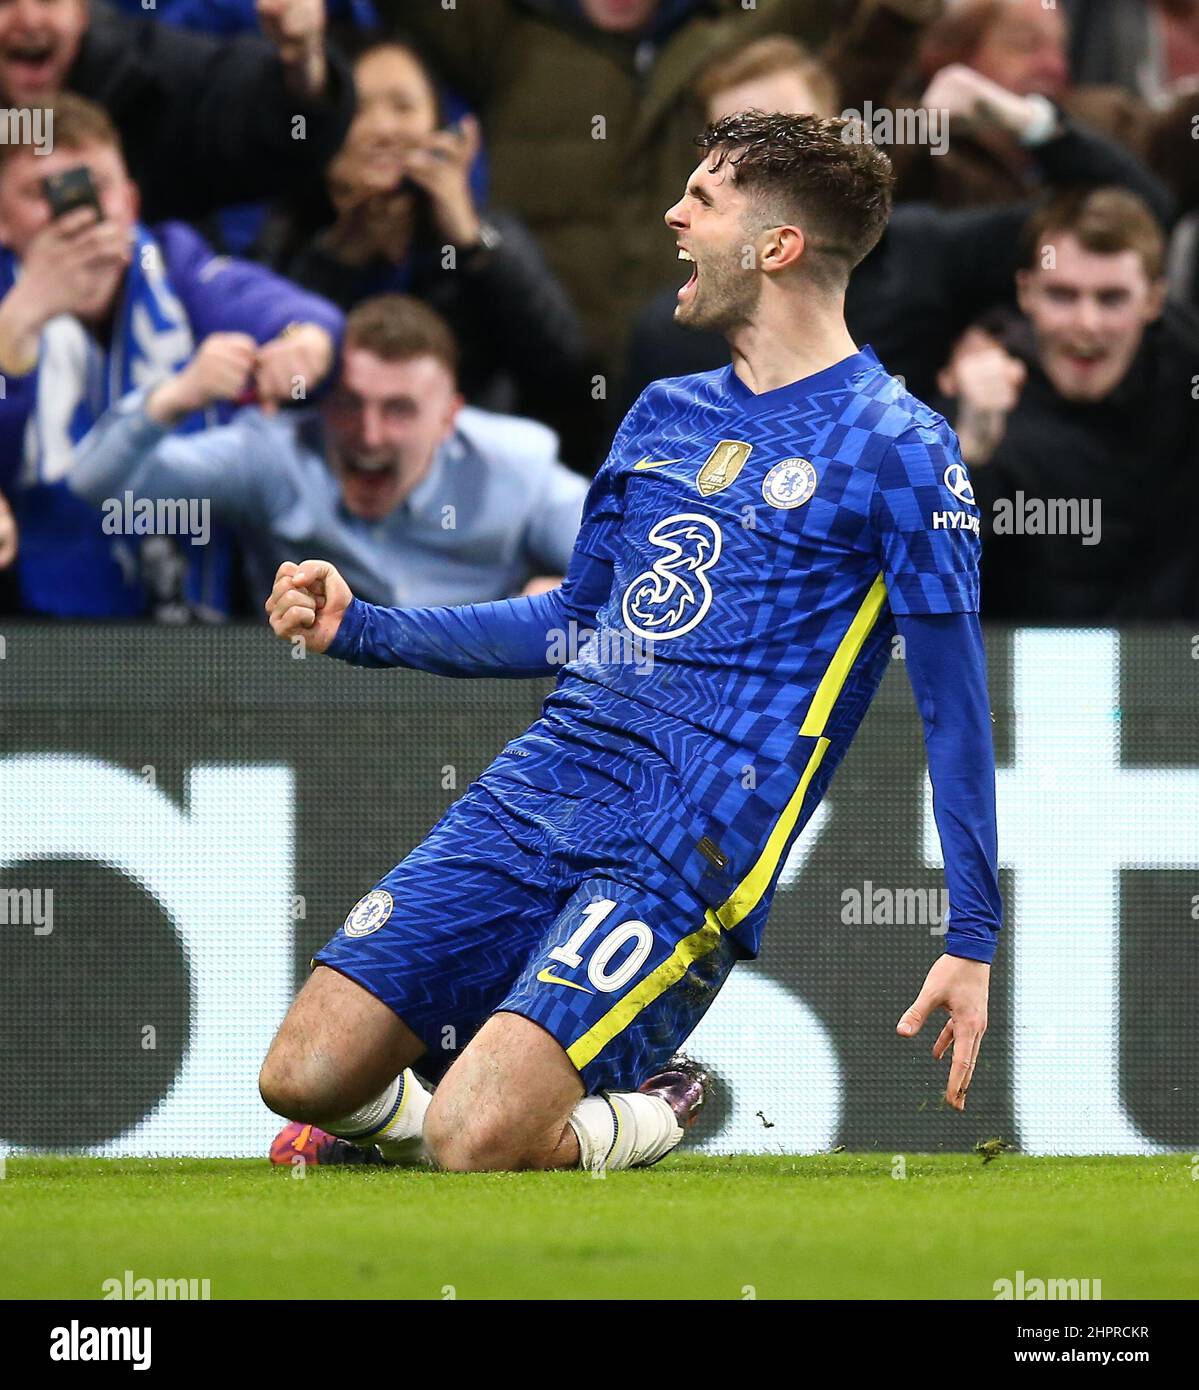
[762,224,805,274]
[1014,269,1032,316]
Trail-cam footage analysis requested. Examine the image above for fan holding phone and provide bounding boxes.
[0,161,129,374]
[0,94,344,620]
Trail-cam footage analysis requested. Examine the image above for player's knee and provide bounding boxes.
[424,1099,526,1173]
[258,1047,336,1125]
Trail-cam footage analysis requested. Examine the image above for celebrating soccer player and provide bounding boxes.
[260,112,1002,1174]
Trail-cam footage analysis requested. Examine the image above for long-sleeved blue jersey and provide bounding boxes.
[328,348,1002,962]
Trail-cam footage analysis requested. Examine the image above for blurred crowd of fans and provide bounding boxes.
[0,0,1196,625]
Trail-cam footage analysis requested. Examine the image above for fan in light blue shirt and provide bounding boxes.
[68,297,589,609]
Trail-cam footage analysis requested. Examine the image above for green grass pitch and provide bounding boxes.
[2,1154,1195,1300]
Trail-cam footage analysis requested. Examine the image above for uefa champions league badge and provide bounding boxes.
[344,890,394,938]
[762,457,818,509]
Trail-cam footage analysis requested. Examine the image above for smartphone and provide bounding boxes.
[43,166,104,222]
[391,118,468,196]
[432,117,468,161]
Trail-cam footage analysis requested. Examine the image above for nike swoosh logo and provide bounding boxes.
[633,456,683,471]
[536,968,593,994]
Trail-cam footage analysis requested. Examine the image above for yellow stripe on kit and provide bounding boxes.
[713,736,831,931]
[566,574,889,1072]
[567,909,726,1071]
[799,572,887,737]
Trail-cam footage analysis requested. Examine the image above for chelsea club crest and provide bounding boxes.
[344,890,393,938]
[762,457,818,510]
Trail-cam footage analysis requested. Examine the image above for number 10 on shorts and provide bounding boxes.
[548,899,655,994]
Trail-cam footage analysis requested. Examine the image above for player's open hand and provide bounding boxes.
[896,954,990,1111]
[265,559,353,653]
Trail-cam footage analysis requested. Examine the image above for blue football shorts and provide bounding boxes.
[312,776,750,1093]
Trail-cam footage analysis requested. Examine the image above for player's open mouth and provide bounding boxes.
[677,247,698,302]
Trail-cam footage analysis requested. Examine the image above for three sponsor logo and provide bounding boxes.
[621,513,722,641]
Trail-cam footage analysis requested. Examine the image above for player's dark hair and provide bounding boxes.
[344,294,460,376]
[1020,187,1166,282]
[694,110,894,293]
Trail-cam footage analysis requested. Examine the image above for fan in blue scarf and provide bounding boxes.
[0,221,234,618]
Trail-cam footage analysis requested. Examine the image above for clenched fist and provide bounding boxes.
[265,559,353,653]
[254,324,335,414]
[938,330,1026,467]
[148,332,258,424]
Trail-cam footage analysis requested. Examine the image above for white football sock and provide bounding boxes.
[568,1092,683,1172]
[327,1069,433,1165]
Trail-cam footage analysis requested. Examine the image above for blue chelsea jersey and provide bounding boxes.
[481,347,983,949]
